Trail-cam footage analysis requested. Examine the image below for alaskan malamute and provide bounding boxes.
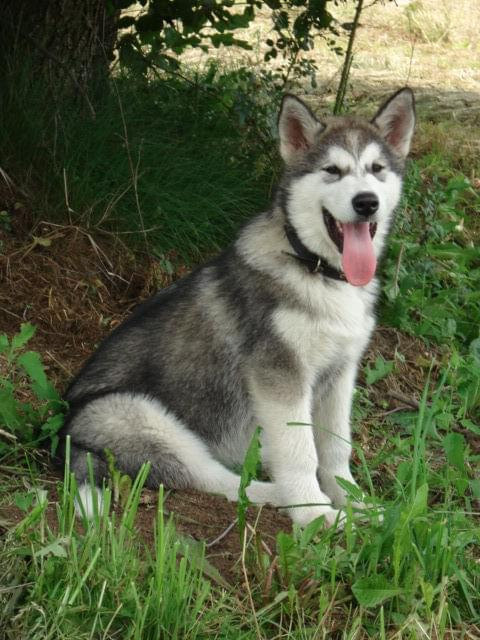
[61,88,415,526]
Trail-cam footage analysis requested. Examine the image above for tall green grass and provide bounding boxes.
[0,62,274,261]
[1,324,479,638]
[1,453,226,640]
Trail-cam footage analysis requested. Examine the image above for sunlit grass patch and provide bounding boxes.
[0,460,226,640]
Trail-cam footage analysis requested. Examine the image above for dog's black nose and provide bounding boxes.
[352,192,379,217]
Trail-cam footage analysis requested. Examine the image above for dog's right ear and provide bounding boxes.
[278,95,324,164]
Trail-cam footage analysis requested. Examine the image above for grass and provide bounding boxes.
[0,62,275,263]
[1,35,480,640]
[381,161,480,349]
[1,366,478,638]
[1,463,222,639]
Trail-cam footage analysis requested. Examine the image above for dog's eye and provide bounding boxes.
[372,163,384,174]
[324,165,341,176]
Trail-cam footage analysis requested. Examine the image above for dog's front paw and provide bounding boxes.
[319,472,364,509]
[288,504,343,529]
[246,480,279,505]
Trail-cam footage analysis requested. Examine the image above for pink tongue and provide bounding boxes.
[341,223,377,286]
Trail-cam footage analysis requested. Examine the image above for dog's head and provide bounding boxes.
[277,89,415,286]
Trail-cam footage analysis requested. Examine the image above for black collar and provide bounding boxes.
[283,223,347,282]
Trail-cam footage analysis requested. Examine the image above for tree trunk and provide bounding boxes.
[0,0,120,110]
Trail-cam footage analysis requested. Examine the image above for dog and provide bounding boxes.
[61,88,415,527]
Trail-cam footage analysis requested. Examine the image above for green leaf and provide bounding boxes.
[396,460,411,484]
[118,37,149,73]
[300,514,325,546]
[365,356,394,385]
[17,351,48,393]
[469,478,480,499]
[334,477,364,503]
[41,413,64,440]
[32,235,52,248]
[178,535,229,589]
[34,537,69,559]
[14,492,35,513]
[460,419,480,435]
[136,13,166,33]
[239,426,262,498]
[443,432,467,474]
[264,0,282,9]
[0,333,9,354]
[421,579,434,612]
[0,389,21,428]
[237,426,262,537]
[470,337,480,365]
[11,323,36,351]
[210,33,252,49]
[407,482,429,520]
[393,484,428,580]
[117,15,136,29]
[352,575,404,607]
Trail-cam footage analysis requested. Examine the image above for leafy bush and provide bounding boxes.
[0,323,65,454]
[381,165,480,352]
[116,0,344,88]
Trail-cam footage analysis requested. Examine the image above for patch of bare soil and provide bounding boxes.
[0,191,179,387]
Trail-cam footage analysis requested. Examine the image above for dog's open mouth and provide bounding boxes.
[322,208,377,253]
[322,207,378,287]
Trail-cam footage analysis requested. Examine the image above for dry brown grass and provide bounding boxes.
[181,0,480,127]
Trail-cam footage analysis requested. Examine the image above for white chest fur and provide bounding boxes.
[272,276,375,381]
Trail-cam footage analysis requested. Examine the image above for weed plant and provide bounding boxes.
[382,162,480,352]
[0,323,65,456]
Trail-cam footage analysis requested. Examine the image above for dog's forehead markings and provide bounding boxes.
[325,145,355,168]
[322,141,384,171]
[359,142,383,165]
[345,129,361,152]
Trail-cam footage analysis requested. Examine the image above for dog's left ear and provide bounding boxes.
[372,88,415,158]
[278,95,324,164]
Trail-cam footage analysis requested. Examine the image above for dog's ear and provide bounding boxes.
[278,95,324,164]
[372,88,415,158]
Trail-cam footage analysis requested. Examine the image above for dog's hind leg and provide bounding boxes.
[66,392,278,517]
[69,444,108,517]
